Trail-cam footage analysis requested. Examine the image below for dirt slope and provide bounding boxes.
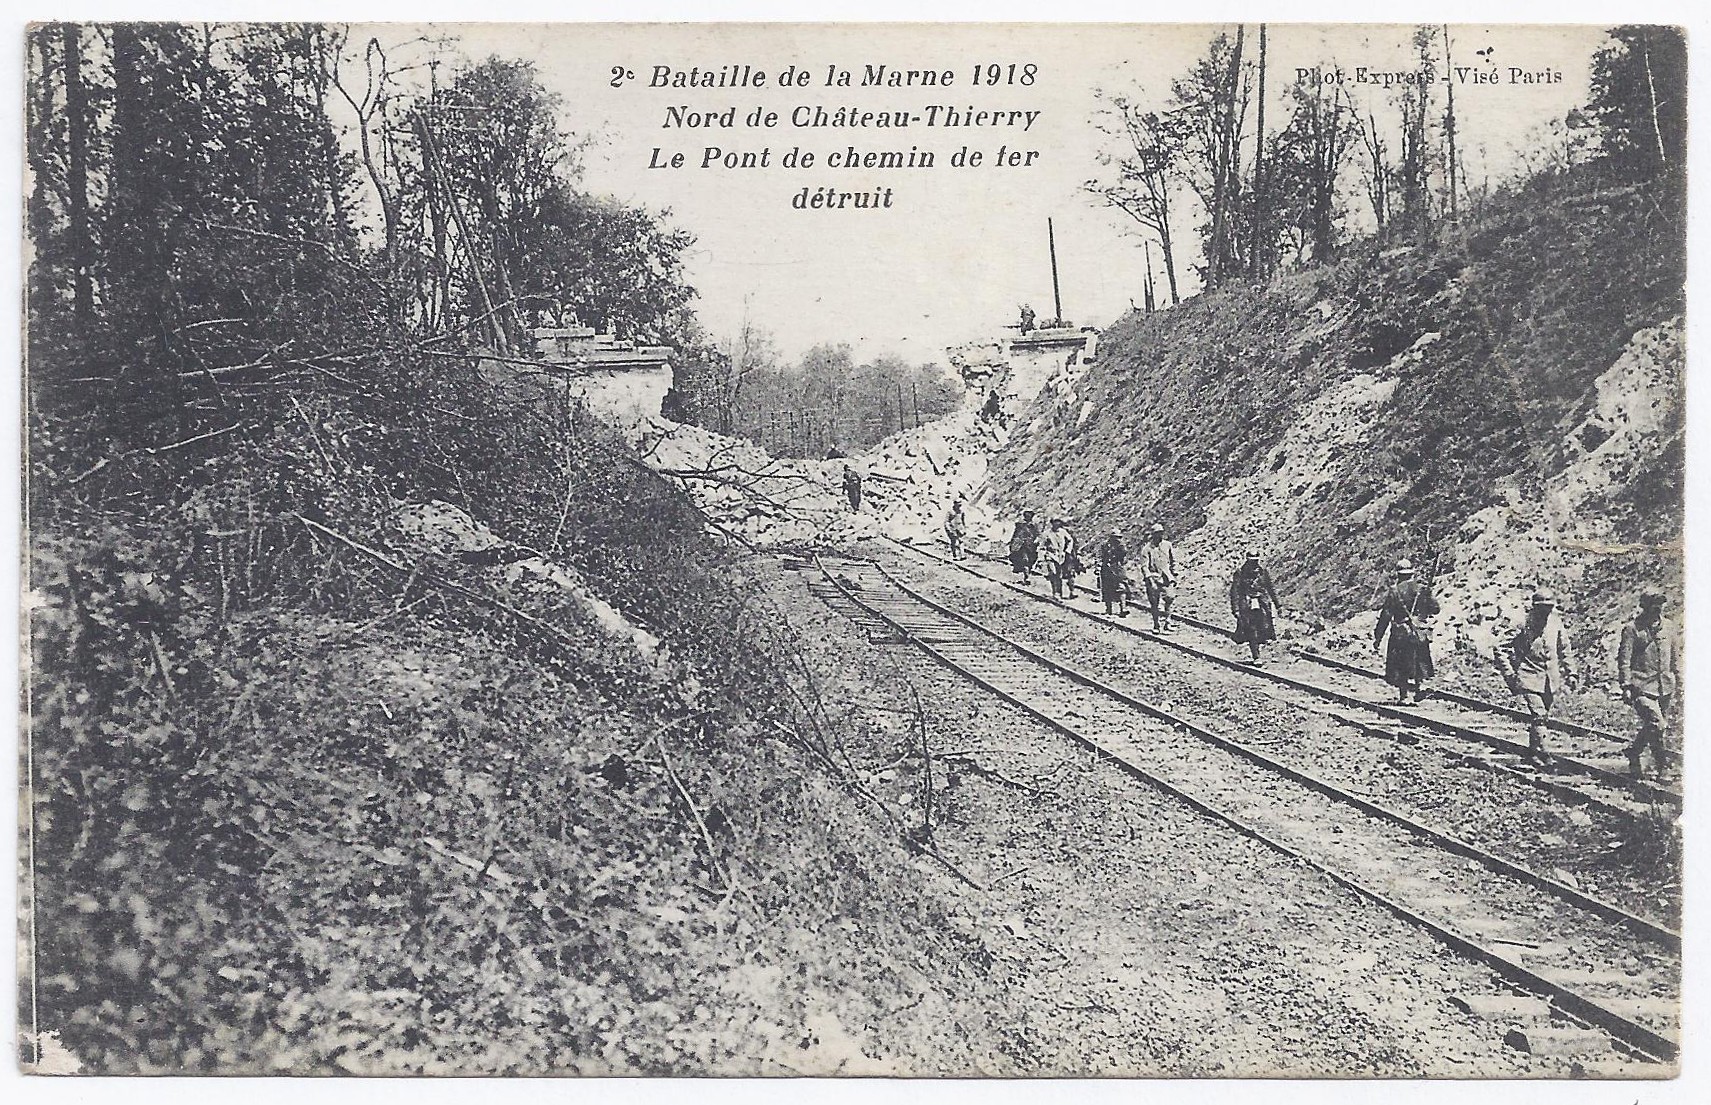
[985,169,1683,686]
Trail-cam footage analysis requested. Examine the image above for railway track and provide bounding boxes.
[888,538,1678,815]
[808,553,1679,1066]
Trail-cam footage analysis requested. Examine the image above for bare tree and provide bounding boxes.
[712,309,778,436]
[1395,26,1439,241]
[1169,27,1254,288]
[1087,89,1184,305]
[1349,95,1393,239]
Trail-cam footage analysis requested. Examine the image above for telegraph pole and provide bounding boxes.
[1047,218,1064,325]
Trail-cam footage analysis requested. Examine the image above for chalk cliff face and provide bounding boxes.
[981,171,1684,684]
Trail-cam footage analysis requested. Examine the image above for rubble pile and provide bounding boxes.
[622,405,1018,551]
[626,415,859,545]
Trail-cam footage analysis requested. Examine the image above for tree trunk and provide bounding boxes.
[1443,24,1459,219]
[1208,25,1245,287]
[26,28,60,316]
[1250,23,1267,280]
[62,23,94,323]
[1158,212,1181,305]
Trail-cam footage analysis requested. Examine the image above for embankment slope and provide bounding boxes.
[986,169,1683,688]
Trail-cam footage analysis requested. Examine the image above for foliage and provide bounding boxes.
[1587,25,1687,180]
[1092,24,1663,294]
[1266,81,1358,264]
[665,332,962,457]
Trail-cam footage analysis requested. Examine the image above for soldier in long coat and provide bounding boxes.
[1008,510,1040,582]
[1229,551,1280,662]
[1097,529,1128,616]
[1374,558,1440,705]
[842,464,863,512]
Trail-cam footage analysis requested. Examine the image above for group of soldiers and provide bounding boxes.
[969,507,1680,782]
[1371,560,1679,779]
[993,509,1183,628]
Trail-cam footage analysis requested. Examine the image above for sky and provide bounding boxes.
[350,23,1603,363]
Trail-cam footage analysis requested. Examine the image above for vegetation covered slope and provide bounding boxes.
[986,165,1683,666]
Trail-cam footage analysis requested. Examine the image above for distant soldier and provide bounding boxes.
[1139,523,1179,631]
[1038,519,1072,599]
[1374,558,1440,705]
[1496,588,1576,767]
[1097,528,1129,616]
[944,497,968,560]
[1019,304,1036,334]
[842,464,863,512]
[1229,550,1280,663]
[1618,589,1680,780]
[1061,525,1085,598]
[1008,510,1040,582]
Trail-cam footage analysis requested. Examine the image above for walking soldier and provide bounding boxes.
[1496,588,1576,767]
[1098,529,1128,616]
[1008,510,1040,582]
[1229,551,1280,663]
[1374,558,1439,705]
[1140,523,1178,631]
[842,464,863,512]
[1038,519,1072,600]
[1061,526,1085,598]
[1618,589,1680,780]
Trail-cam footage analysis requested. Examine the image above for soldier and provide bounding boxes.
[1496,588,1576,767]
[1019,304,1036,334]
[1038,519,1071,599]
[1061,525,1085,598]
[1618,589,1680,780]
[1097,528,1128,616]
[1008,510,1040,582]
[944,497,968,560]
[1139,523,1179,631]
[1229,550,1280,663]
[842,464,863,512]
[1374,558,1440,705]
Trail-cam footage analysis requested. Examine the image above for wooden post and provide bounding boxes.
[1047,217,1063,324]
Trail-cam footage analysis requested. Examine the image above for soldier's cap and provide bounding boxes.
[1640,589,1666,607]
[1244,548,1260,560]
[1023,509,1035,518]
[1150,523,1164,534]
[1396,558,1415,574]
[1110,527,1122,536]
[1531,587,1556,605]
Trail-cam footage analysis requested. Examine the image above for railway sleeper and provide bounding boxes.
[1503,1025,1617,1057]
[1450,994,1553,1024]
